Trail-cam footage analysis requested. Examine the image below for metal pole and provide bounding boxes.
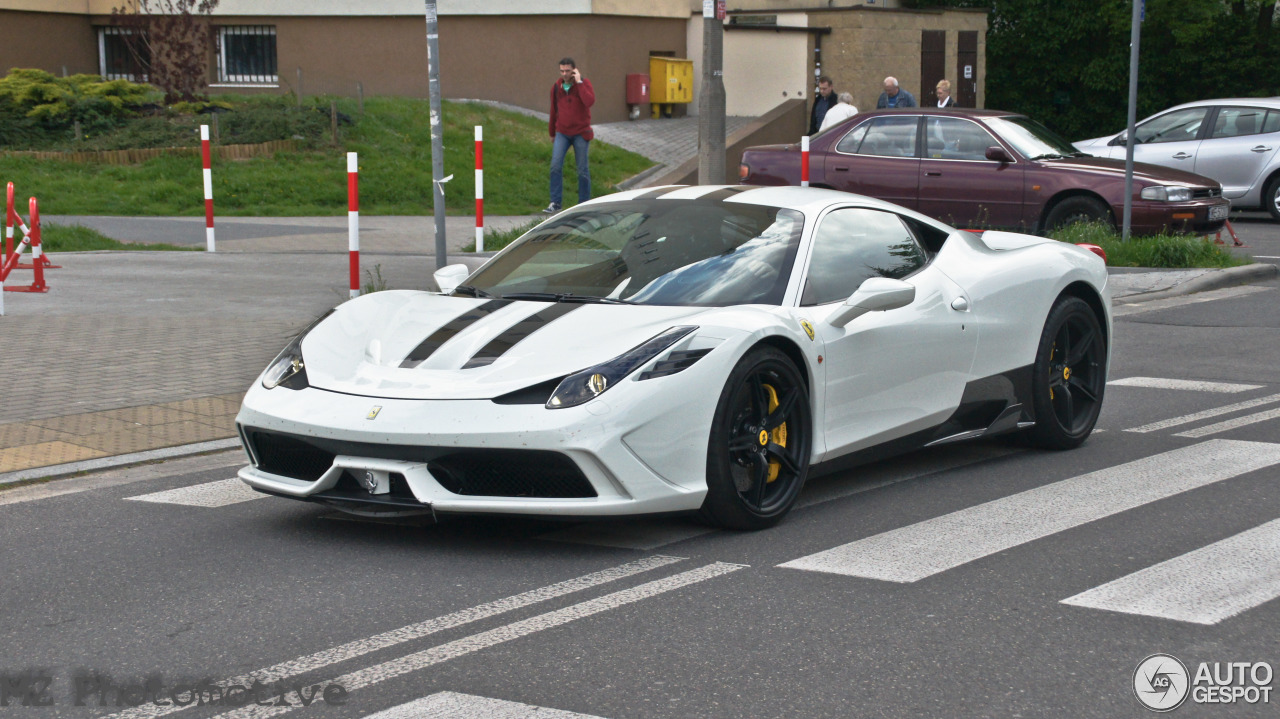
[425,0,447,269]
[1122,0,1142,241]
[697,1,726,185]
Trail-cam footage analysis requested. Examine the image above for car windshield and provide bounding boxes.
[986,116,1086,160]
[463,198,805,306]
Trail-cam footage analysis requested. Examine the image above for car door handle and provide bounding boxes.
[1172,152,1193,160]
[1252,145,1273,153]
[951,297,970,312]
[834,166,850,172]
[925,171,942,177]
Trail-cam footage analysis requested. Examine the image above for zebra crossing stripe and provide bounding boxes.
[101,555,684,719]
[125,479,264,507]
[366,692,607,719]
[1173,405,1280,438]
[1107,377,1263,393]
[1124,393,1280,433]
[206,562,746,719]
[777,440,1280,583]
[1062,519,1280,625]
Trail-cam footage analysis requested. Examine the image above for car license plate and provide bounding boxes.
[1209,205,1229,221]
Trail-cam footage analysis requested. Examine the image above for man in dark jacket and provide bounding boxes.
[808,76,836,135]
[546,57,596,214]
[875,76,917,109]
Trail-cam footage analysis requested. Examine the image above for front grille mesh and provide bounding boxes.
[244,429,596,498]
[1193,188,1222,199]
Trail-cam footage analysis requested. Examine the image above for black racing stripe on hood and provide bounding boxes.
[461,303,583,369]
[399,300,511,368]
[697,186,748,203]
[629,186,687,200]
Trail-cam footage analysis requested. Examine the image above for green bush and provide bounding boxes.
[216,98,331,146]
[0,68,157,146]
[1050,221,1249,268]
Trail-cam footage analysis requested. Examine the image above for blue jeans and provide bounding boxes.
[550,132,591,206]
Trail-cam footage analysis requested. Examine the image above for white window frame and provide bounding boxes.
[98,27,149,82]
[216,25,278,85]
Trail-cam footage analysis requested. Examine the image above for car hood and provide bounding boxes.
[1039,156,1215,186]
[1072,135,1112,151]
[299,291,715,400]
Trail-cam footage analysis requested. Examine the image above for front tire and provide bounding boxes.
[1025,296,1106,449]
[1264,175,1280,222]
[1043,196,1113,233]
[701,346,811,530]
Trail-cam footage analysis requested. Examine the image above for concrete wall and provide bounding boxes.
[724,27,810,117]
[0,10,98,76]
[654,98,806,186]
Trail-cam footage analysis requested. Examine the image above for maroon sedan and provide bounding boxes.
[740,109,1230,235]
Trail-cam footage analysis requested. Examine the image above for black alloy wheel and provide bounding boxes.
[701,346,811,530]
[1026,296,1106,449]
[1043,196,1113,233]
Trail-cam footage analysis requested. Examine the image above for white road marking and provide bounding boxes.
[796,445,1020,510]
[210,562,746,719]
[777,440,1280,583]
[1107,377,1263,393]
[125,478,264,507]
[1125,393,1280,433]
[1062,519,1280,625]
[1111,285,1271,317]
[102,555,684,719]
[1173,405,1280,438]
[539,521,715,550]
[0,453,245,507]
[366,691,608,719]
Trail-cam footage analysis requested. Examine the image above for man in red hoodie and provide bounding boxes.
[546,57,595,214]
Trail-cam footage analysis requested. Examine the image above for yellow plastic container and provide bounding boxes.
[649,56,694,117]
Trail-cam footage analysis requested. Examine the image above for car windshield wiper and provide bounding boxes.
[502,292,636,305]
[452,285,499,299]
[1028,152,1070,161]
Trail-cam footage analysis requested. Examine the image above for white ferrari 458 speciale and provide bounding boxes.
[236,185,1111,529]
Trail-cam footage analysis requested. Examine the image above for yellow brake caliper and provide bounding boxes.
[762,384,787,483]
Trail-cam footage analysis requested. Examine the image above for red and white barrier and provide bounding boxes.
[5,182,58,271]
[201,125,216,252]
[800,135,810,188]
[348,152,360,298]
[1,196,48,314]
[475,125,484,252]
[4,182,13,261]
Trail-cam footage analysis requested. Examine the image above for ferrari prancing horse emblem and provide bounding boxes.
[800,319,815,341]
[367,406,382,420]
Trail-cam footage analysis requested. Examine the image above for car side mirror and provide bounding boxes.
[985,146,1013,163]
[1108,134,1128,147]
[825,277,916,328]
[433,263,470,294]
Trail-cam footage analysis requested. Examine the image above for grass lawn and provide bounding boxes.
[0,97,653,217]
[38,223,196,251]
[1049,222,1250,268]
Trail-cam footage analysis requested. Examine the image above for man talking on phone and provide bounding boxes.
[545,57,595,214]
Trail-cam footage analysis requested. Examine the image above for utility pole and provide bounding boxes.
[697,0,726,185]
[1122,0,1143,240]
[424,0,447,269]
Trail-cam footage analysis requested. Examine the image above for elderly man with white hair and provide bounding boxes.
[875,76,917,109]
[818,92,859,132]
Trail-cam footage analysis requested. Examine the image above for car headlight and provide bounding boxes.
[262,310,333,390]
[547,326,697,409]
[1140,186,1193,202]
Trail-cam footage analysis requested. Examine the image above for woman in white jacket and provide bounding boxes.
[817,92,859,133]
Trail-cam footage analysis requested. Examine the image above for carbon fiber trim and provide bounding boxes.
[399,300,510,368]
[462,303,582,369]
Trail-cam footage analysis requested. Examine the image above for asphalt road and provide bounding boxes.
[2,282,1279,718]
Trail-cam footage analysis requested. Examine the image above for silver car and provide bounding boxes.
[1074,98,1280,221]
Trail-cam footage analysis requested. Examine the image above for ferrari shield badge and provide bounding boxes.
[367,406,382,420]
[800,319,815,341]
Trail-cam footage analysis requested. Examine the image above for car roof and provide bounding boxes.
[1159,97,1280,111]
[856,107,1023,119]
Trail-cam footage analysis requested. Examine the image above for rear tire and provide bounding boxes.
[1264,175,1280,222]
[1043,196,1113,233]
[700,346,811,530]
[1025,296,1106,449]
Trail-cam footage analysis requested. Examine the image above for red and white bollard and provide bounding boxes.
[348,152,360,298]
[475,125,484,252]
[201,125,216,252]
[4,182,13,261]
[800,135,810,188]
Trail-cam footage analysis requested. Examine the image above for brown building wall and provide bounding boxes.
[0,10,98,76]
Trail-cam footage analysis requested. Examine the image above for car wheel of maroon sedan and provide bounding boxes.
[1043,196,1112,233]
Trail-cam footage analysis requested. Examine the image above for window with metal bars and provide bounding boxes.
[98,27,150,82]
[216,26,277,84]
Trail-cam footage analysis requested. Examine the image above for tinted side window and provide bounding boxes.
[1135,108,1207,144]
[1210,107,1268,139]
[845,116,919,158]
[1265,110,1280,135]
[835,121,871,154]
[802,208,926,306]
[925,117,1001,160]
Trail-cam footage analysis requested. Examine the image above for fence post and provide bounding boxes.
[201,125,216,252]
[475,125,484,253]
[800,135,810,188]
[348,152,360,298]
[4,182,13,261]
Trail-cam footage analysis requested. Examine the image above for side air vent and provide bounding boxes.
[492,377,565,405]
[639,348,712,380]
